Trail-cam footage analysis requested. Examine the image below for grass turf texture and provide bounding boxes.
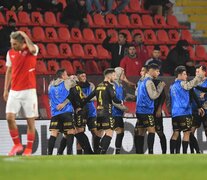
[1,155,207,180]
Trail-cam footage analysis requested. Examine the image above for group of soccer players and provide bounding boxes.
[47,62,207,155]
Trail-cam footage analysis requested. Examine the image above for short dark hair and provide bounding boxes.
[119,32,127,39]
[103,68,115,77]
[142,65,148,71]
[56,69,66,78]
[195,64,206,72]
[128,43,136,48]
[148,63,160,70]
[133,33,142,38]
[76,69,86,75]
[174,66,186,77]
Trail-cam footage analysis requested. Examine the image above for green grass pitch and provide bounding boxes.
[1,154,207,180]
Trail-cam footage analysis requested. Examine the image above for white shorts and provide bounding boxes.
[6,89,39,118]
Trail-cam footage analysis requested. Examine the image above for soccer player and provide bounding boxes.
[113,67,129,154]
[170,65,204,154]
[48,69,76,155]
[135,63,165,154]
[3,31,39,156]
[95,68,124,154]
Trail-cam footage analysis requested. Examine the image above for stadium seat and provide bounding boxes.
[98,61,110,72]
[37,43,47,58]
[195,45,207,60]
[32,27,46,42]
[128,0,149,13]
[71,28,83,43]
[36,60,48,74]
[142,15,157,28]
[18,27,32,39]
[71,44,85,58]
[0,12,6,25]
[95,29,107,43]
[87,14,94,27]
[72,60,84,72]
[160,45,169,60]
[85,60,101,75]
[84,44,98,59]
[18,11,30,26]
[96,45,111,59]
[157,30,170,44]
[117,14,131,28]
[120,29,132,42]
[107,29,118,42]
[47,60,60,74]
[57,27,71,42]
[167,15,187,29]
[6,11,18,24]
[130,14,143,28]
[93,14,106,27]
[0,60,6,74]
[31,12,44,26]
[44,11,58,26]
[46,43,60,58]
[82,28,96,43]
[181,30,199,44]
[168,30,180,44]
[188,46,196,60]
[45,27,58,42]
[146,46,154,57]
[144,30,158,44]
[105,14,118,28]
[59,43,74,58]
[60,60,75,75]
[154,15,170,29]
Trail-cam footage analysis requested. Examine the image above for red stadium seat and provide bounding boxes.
[37,43,47,58]
[46,43,60,58]
[87,14,94,27]
[128,0,149,13]
[107,29,118,42]
[18,11,30,25]
[36,60,48,74]
[6,11,18,24]
[157,30,170,44]
[0,12,6,25]
[144,30,158,44]
[32,27,46,42]
[188,46,196,60]
[98,61,110,72]
[47,60,60,74]
[160,45,169,60]
[117,14,131,28]
[167,15,187,29]
[195,45,207,60]
[130,14,143,28]
[85,60,101,75]
[60,60,75,75]
[18,27,32,39]
[82,28,96,43]
[142,15,155,28]
[93,14,106,27]
[105,14,118,28]
[95,29,107,43]
[45,27,58,42]
[0,60,6,74]
[73,60,84,72]
[96,45,111,59]
[71,44,85,58]
[181,30,199,44]
[154,15,170,29]
[71,28,83,43]
[57,27,71,42]
[120,29,132,42]
[146,46,154,57]
[168,30,180,44]
[84,44,98,59]
[44,12,58,26]
[31,12,44,26]
[59,43,74,58]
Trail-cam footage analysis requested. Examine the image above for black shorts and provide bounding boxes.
[97,116,115,130]
[172,115,192,132]
[49,112,74,132]
[87,117,97,130]
[154,116,164,132]
[114,116,124,129]
[192,114,207,129]
[74,111,87,128]
[136,114,155,128]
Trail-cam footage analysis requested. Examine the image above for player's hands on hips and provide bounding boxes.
[3,90,8,102]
